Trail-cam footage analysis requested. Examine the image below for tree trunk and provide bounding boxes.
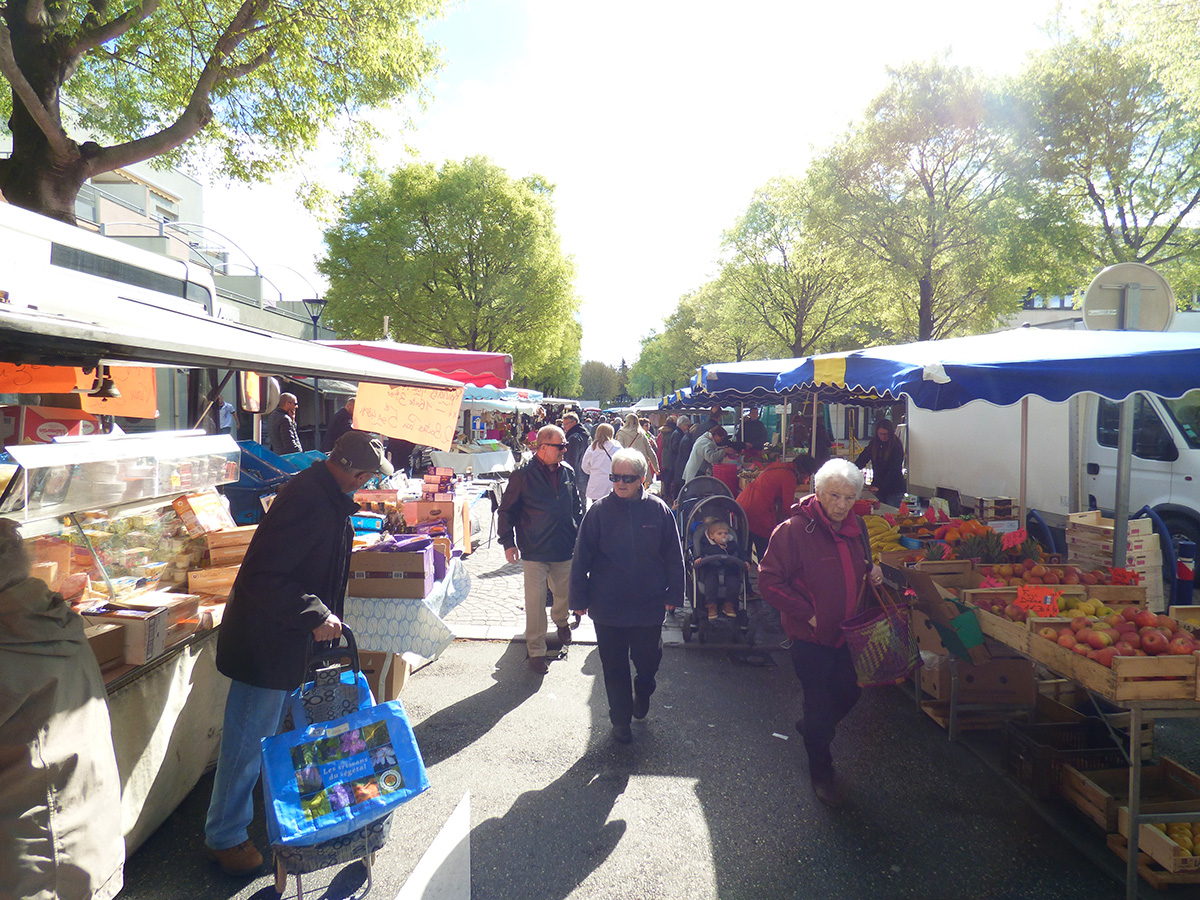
[918,274,934,341]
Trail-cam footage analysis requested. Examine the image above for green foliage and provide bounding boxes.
[319,156,579,384]
[579,360,620,408]
[0,0,442,213]
[809,60,1019,341]
[1007,8,1200,276]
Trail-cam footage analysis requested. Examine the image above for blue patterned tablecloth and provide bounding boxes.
[343,558,471,661]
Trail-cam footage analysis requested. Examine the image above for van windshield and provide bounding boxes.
[1162,390,1200,450]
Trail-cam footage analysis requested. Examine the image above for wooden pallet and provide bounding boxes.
[1106,834,1200,889]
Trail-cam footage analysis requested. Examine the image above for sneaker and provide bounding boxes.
[205,839,264,876]
[722,602,737,618]
[633,693,650,720]
[556,625,573,645]
[612,723,633,744]
[527,655,549,675]
[706,604,718,621]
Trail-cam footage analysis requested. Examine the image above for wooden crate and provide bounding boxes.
[1061,758,1200,831]
[1024,630,1198,702]
[1034,693,1154,761]
[1067,510,1155,538]
[1107,834,1200,888]
[1118,804,1200,874]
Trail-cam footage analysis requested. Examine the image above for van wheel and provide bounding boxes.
[1161,515,1200,555]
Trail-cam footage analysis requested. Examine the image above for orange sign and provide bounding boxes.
[353,382,464,451]
[0,364,79,393]
[1015,584,1062,617]
[79,367,158,419]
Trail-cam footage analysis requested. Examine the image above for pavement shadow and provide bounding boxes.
[475,561,523,579]
[410,641,541,767]
[469,650,628,900]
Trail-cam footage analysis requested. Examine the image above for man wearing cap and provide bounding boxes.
[204,431,392,876]
[266,392,302,455]
[497,425,584,674]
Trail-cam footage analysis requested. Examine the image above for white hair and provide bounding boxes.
[611,448,647,478]
[813,458,864,497]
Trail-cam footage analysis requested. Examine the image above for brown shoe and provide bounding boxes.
[205,839,264,876]
[706,604,718,621]
[721,602,737,618]
[556,625,573,645]
[527,655,549,675]
[811,776,846,809]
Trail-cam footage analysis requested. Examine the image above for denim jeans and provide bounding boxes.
[204,679,288,850]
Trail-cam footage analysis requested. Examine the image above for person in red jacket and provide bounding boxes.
[736,454,816,563]
[758,458,883,809]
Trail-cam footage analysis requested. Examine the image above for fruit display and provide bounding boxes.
[977,561,1117,588]
[1032,610,1197,668]
[863,515,903,561]
[1151,822,1200,857]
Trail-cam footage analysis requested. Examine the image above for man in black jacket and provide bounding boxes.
[204,431,392,876]
[570,448,683,743]
[266,392,302,454]
[498,425,583,674]
[670,415,698,501]
[663,414,688,503]
[562,411,590,501]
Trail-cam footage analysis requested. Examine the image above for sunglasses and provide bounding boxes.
[609,473,641,484]
[542,442,567,450]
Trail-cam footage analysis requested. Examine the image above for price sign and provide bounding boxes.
[0,364,78,393]
[1015,584,1062,617]
[353,382,465,451]
[79,367,157,418]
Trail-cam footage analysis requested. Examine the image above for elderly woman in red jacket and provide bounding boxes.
[758,458,883,808]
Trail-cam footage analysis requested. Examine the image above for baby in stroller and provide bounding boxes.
[695,516,751,620]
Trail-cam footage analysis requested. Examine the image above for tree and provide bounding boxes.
[810,60,1018,341]
[320,156,579,380]
[529,317,582,397]
[0,0,441,221]
[1007,9,1200,288]
[721,176,871,357]
[578,360,619,407]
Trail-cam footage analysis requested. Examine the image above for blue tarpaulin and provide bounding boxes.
[774,328,1200,410]
[695,358,808,403]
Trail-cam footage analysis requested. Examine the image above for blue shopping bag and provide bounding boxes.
[261,674,430,847]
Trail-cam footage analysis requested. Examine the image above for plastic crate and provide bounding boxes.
[1003,717,1129,800]
[237,440,302,474]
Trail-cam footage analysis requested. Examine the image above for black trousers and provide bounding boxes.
[594,623,663,727]
[789,640,861,780]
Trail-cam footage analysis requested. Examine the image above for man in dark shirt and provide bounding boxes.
[204,432,391,876]
[740,407,770,451]
[497,425,583,674]
[563,411,590,500]
[266,393,302,455]
[321,398,356,452]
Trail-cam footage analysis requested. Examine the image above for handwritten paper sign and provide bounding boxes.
[353,382,465,451]
[79,367,157,418]
[0,364,79,393]
[1015,584,1062,617]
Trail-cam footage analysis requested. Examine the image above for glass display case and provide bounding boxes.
[0,433,240,601]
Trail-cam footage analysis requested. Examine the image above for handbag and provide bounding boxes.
[839,521,919,687]
[261,636,430,847]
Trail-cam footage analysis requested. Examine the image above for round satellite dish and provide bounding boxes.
[1082,262,1176,332]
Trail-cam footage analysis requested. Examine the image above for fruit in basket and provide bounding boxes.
[1169,636,1197,655]
[1038,626,1059,640]
[1135,610,1159,628]
[1121,606,1141,622]
[1057,633,1077,649]
[1142,630,1170,655]
[1086,631,1113,649]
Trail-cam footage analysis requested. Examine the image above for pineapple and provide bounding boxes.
[959,531,1006,564]
[1015,536,1043,564]
[923,541,950,561]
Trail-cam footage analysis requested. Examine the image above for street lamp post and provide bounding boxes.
[302,297,327,451]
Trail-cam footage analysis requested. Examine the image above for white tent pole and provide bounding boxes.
[1019,397,1029,527]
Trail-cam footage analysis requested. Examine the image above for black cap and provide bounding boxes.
[330,431,394,476]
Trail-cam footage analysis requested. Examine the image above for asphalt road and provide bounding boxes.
[117,636,1152,900]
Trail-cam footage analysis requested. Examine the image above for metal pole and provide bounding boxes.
[1019,397,1029,526]
[1067,395,1082,514]
[1113,283,1141,569]
[311,314,322,452]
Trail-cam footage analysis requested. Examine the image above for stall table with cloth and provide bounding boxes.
[427,448,515,475]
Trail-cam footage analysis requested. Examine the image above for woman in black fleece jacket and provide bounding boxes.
[570,448,684,743]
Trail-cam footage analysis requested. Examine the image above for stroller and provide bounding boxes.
[681,495,755,646]
[675,475,733,542]
[271,628,393,900]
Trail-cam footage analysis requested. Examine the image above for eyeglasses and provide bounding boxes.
[609,473,641,484]
[542,442,567,450]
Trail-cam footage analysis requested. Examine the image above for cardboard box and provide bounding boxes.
[903,568,990,664]
[187,565,240,597]
[204,525,257,550]
[1,405,99,445]
[83,603,167,664]
[348,548,434,598]
[359,650,412,701]
[920,656,1036,705]
[402,498,472,554]
[84,623,125,670]
[172,491,236,537]
[122,590,201,628]
[208,544,249,567]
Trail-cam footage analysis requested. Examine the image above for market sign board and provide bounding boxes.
[353,382,465,451]
[0,364,157,418]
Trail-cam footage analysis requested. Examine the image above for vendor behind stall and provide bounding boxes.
[737,454,817,562]
[0,517,124,900]
[854,418,905,507]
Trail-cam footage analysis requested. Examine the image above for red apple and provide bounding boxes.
[1158,615,1179,631]
[1140,625,1162,639]
[1114,642,1137,656]
[1121,606,1141,622]
[1038,626,1059,640]
[1135,610,1160,628]
[1072,643,1092,656]
[1087,631,1113,649]
[1115,621,1137,634]
[1057,633,1077,649]
[1169,637,1196,655]
[1071,617,1092,633]
[1142,631,1169,655]
[1095,647,1119,667]
[1123,633,1142,650]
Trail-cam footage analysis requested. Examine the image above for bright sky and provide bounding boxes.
[204,0,1072,370]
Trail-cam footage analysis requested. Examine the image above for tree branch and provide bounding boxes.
[72,0,160,55]
[0,21,73,153]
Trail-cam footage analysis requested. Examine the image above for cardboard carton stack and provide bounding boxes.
[421,467,456,502]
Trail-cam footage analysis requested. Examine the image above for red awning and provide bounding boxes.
[321,340,514,389]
